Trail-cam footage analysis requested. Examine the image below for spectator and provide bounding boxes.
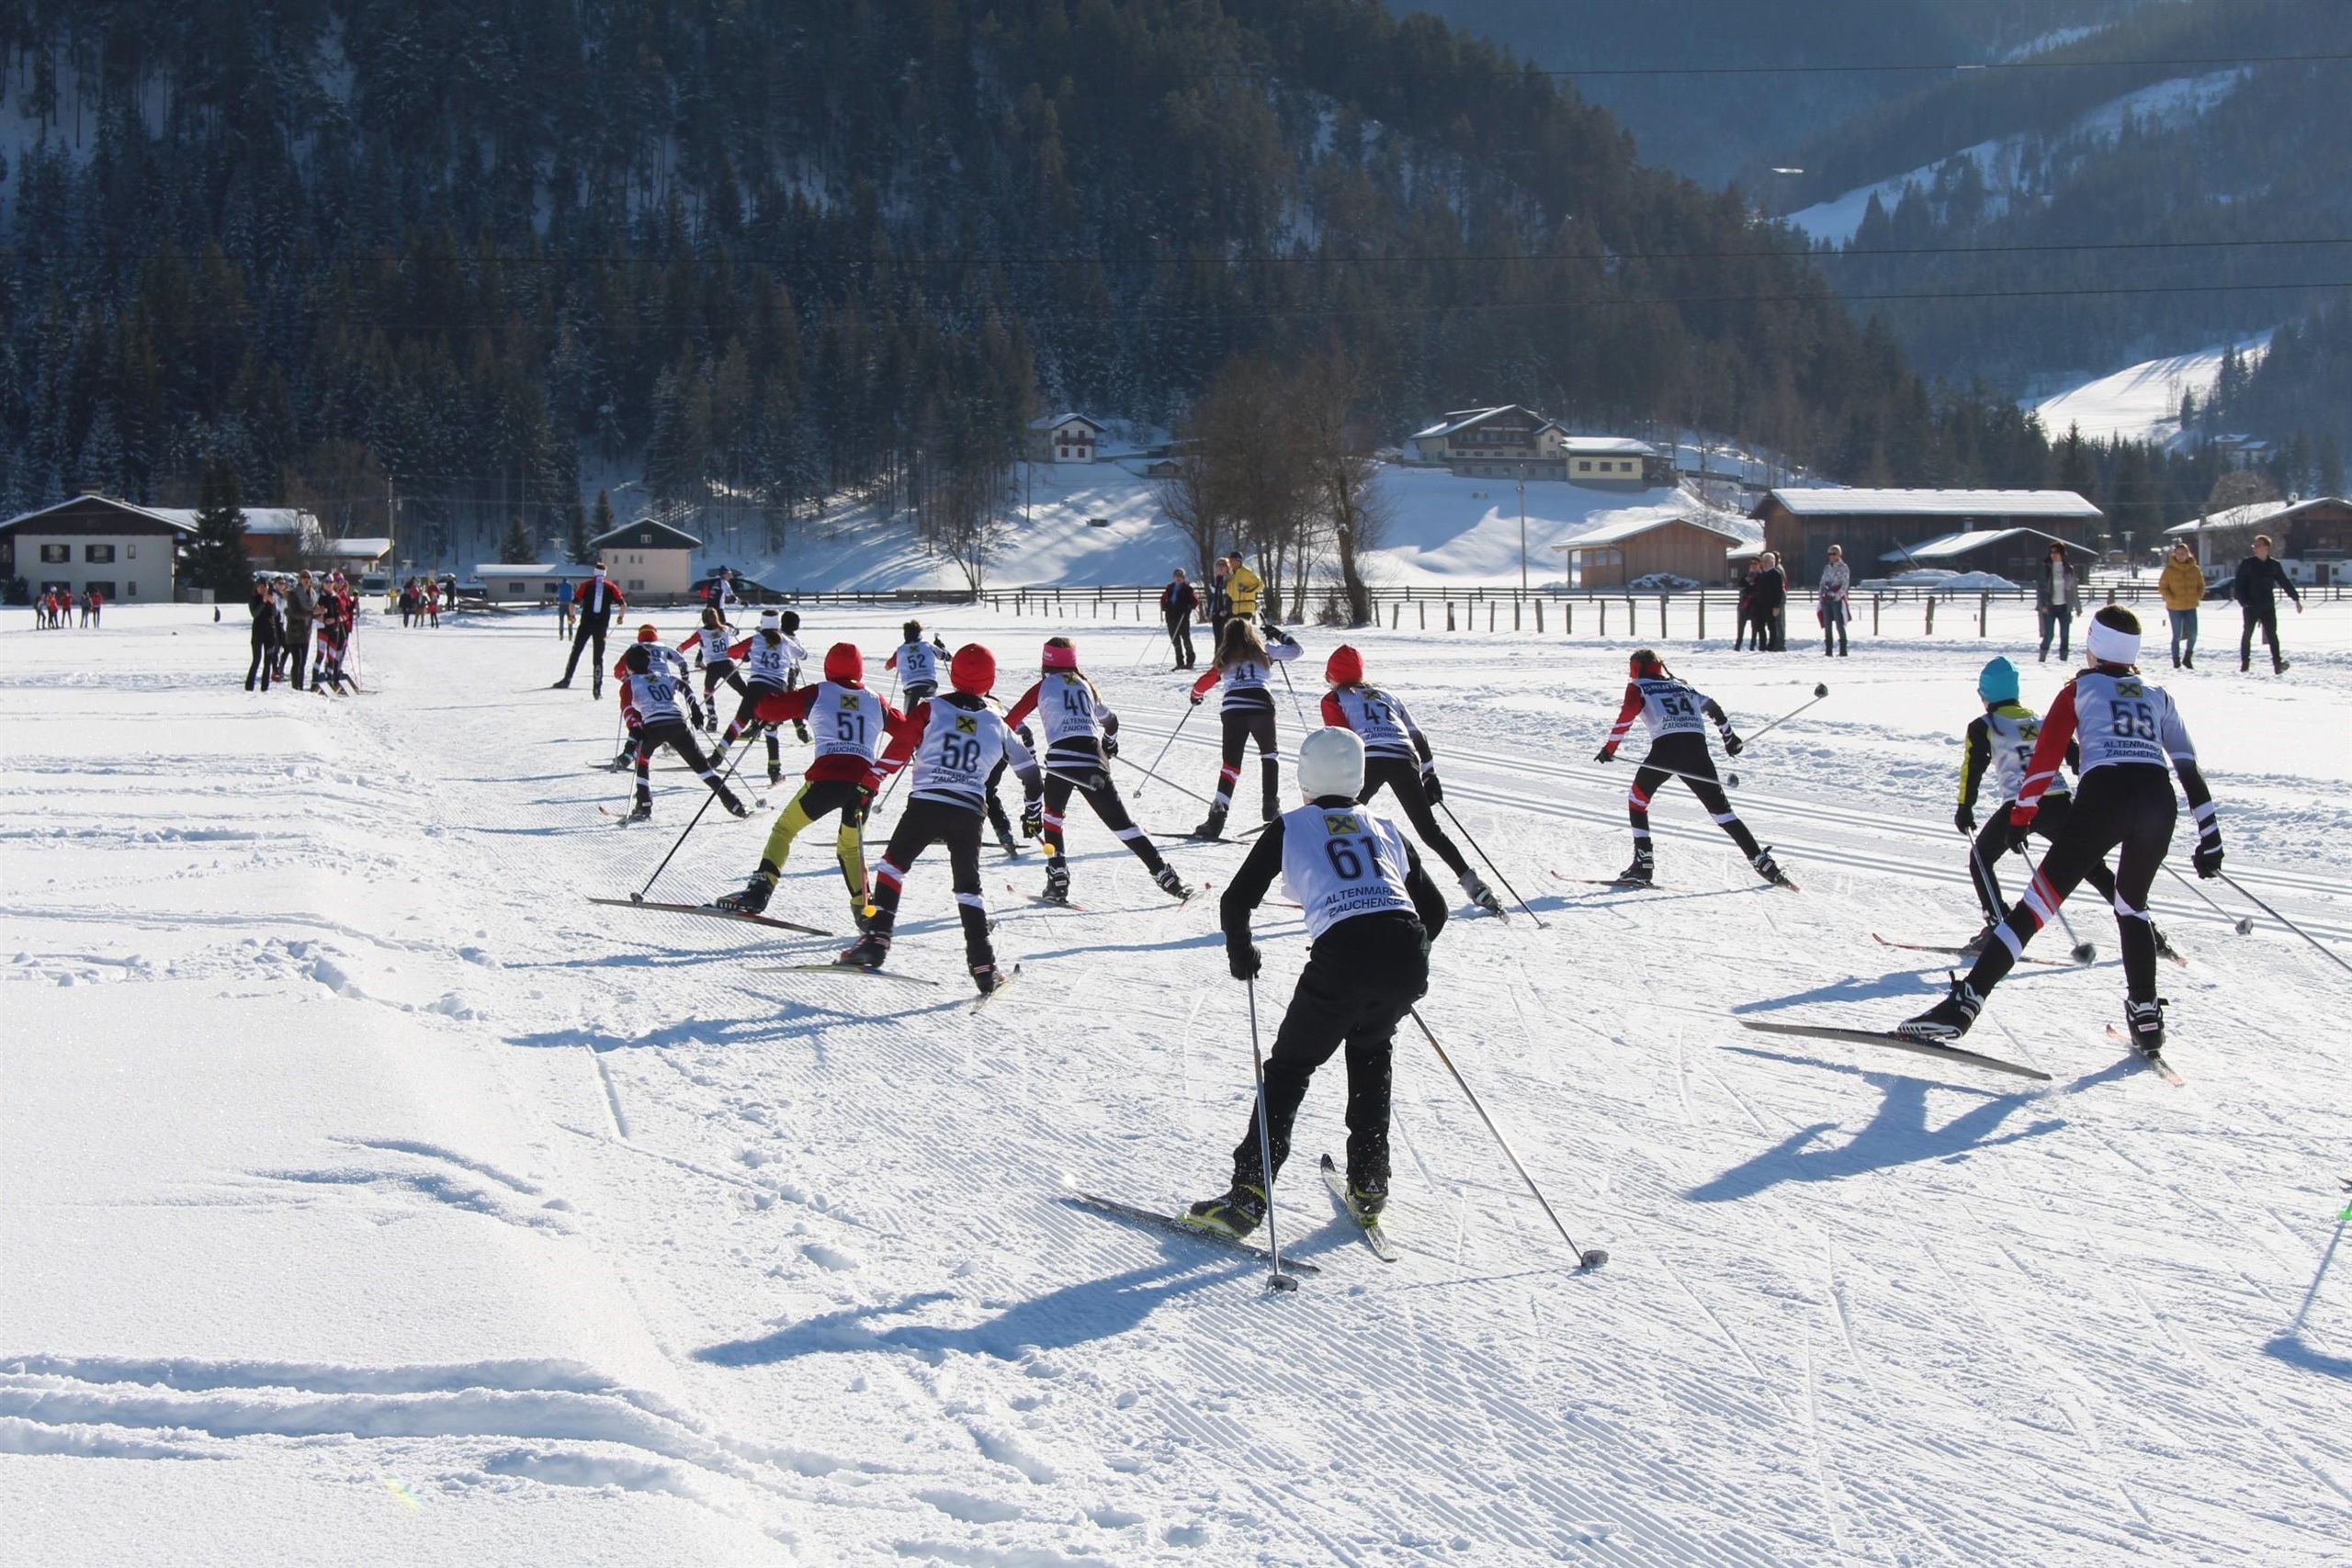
[1748,553,1788,652]
[1160,567,1200,669]
[1207,557,1233,649]
[245,579,283,692]
[1227,555,1266,626]
[557,576,577,638]
[283,570,318,688]
[1817,545,1850,658]
[554,560,626,696]
[2035,541,2081,662]
[2232,533,2302,675]
[2158,541,2206,669]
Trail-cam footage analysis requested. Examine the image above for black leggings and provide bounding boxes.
[1358,757,1468,879]
[245,634,278,690]
[1968,792,2116,923]
[867,797,993,967]
[1964,765,2175,1006]
[1233,913,1429,1191]
[561,617,610,686]
[1208,705,1280,818]
[702,660,748,711]
[1629,734,1759,860]
[635,718,734,807]
[1166,613,1194,667]
[1041,761,1167,874]
[723,682,789,772]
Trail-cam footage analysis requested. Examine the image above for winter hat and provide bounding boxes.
[1976,656,2020,705]
[636,623,661,642]
[778,610,801,634]
[1325,644,1364,686]
[1297,726,1365,800]
[2086,606,2142,668]
[823,642,863,684]
[949,644,997,695]
[759,609,783,632]
[1042,637,1080,672]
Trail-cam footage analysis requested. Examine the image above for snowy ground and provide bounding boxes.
[2028,333,2275,448]
[5,601,2349,1565]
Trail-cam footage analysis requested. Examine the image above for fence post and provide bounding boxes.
[1871,593,1882,637]
[1446,602,1456,631]
[1925,596,1936,636]
[1600,598,1608,637]
[1534,600,1544,634]
[1659,593,1669,640]
[1566,601,1574,637]
[1513,599,1521,631]
[1419,601,1426,630]
[1979,592,1988,637]
[1487,602,1496,632]
[1698,594,1706,641]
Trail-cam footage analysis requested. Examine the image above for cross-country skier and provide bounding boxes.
[837,645,1041,993]
[716,609,807,785]
[1187,618,1302,839]
[311,580,358,694]
[1594,649,1790,887]
[1002,637,1193,906]
[1319,644,1503,917]
[1902,606,2222,1053]
[1180,726,1451,1238]
[680,604,745,733]
[887,621,952,704]
[712,641,905,931]
[1953,655,2175,959]
[614,624,746,823]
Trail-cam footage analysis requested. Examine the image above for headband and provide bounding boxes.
[2085,619,2139,668]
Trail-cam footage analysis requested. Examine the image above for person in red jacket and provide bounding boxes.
[711,642,910,931]
[554,564,626,696]
[1319,644,1500,915]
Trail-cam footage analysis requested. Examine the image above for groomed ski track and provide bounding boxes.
[4,604,2347,1565]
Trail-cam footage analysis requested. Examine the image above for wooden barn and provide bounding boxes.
[1756,489,2102,585]
[1555,511,1749,589]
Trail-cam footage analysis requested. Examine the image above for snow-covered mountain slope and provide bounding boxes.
[2029,332,2273,446]
[715,464,1743,593]
[5,604,2348,1564]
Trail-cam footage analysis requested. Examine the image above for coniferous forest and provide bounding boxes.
[5,0,2073,569]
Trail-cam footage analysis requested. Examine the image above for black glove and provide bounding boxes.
[1421,768,1443,805]
[687,697,706,728]
[1723,731,1745,758]
[1228,940,1262,981]
[793,720,811,744]
[1016,724,1035,750]
[2004,814,2034,854]
[1102,733,1120,759]
[1954,803,1975,835]
[843,786,873,828]
[2193,834,2223,879]
[1189,694,1204,706]
[1021,798,1043,839]
[1593,747,1616,763]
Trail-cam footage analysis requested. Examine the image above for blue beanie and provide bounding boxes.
[1977,656,2019,705]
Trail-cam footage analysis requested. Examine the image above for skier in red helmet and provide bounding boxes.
[1319,643,1501,916]
[1594,649,1789,888]
[1003,636,1192,906]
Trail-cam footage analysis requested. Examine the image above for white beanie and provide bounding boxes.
[1297,727,1365,800]
[759,608,782,631]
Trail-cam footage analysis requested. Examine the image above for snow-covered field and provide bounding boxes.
[6,602,2350,1566]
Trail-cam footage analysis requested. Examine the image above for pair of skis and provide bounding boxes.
[1741,1017,2186,1086]
[1071,1153,1397,1275]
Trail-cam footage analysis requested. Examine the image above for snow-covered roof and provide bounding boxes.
[1766,488,2101,520]
[1877,527,2074,563]
[2164,496,2349,536]
[1409,406,1551,442]
[0,495,199,535]
[321,536,392,560]
[138,506,320,536]
[1555,510,1745,549]
[1027,412,1104,434]
[473,563,579,578]
[1560,436,1657,457]
[590,517,703,550]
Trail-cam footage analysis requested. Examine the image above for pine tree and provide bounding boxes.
[184,461,251,598]
[2319,435,2345,498]
[565,496,591,562]
[498,514,537,562]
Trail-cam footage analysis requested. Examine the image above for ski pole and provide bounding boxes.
[633,746,748,902]
[1136,703,1199,802]
[1407,1007,1604,1270]
[1595,758,1744,792]
[2160,860,2253,934]
[2218,872,2352,976]
[2016,846,2097,964]
[1436,801,1545,928]
[1274,654,1311,730]
[1740,682,1831,749]
[1245,976,1302,1293]
[1110,750,1219,807]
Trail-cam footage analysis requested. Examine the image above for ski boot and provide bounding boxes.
[1155,864,1192,902]
[2152,924,2180,964]
[1346,1169,1389,1219]
[1459,870,1505,917]
[1896,974,1984,1042]
[2122,996,2168,1057]
[1189,806,1227,841]
[1962,919,1998,955]
[767,762,785,787]
[719,790,751,819]
[1612,848,1654,887]
[970,961,1003,997]
[611,746,639,772]
[1180,1184,1267,1240]
[1751,847,1794,888]
[1041,858,1072,905]
[836,932,890,971]
[626,798,652,824]
[714,871,776,915]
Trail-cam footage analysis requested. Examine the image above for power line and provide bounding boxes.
[1313,51,2352,79]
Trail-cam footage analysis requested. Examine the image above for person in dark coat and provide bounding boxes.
[281,570,318,688]
[2232,533,2302,674]
[554,562,627,697]
[1160,569,1200,669]
[1748,554,1789,652]
[245,580,284,692]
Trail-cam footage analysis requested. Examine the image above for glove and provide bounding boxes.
[1421,768,1443,805]
[687,697,706,728]
[1954,803,1975,835]
[1228,940,1262,981]
[1017,724,1035,750]
[1189,694,1204,707]
[1102,733,1120,759]
[1723,731,1745,757]
[2004,813,2034,854]
[794,720,811,744]
[843,786,873,828]
[1593,747,1616,763]
[2193,834,2223,879]
[1021,798,1044,839]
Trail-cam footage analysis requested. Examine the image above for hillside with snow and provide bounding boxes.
[2029,333,2273,446]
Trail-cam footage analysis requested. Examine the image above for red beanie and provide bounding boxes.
[950,644,997,695]
[1325,644,1363,686]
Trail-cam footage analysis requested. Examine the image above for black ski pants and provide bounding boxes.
[282,618,311,687]
[245,630,278,691]
[1166,612,1195,669]
[1233,912,1430,1192]
[1358,756,1468,879]
[1208,705,1280,819]
[562,615,612,691]
[1629,734,1759,860]
[635,718,737,809]
[722,681,790,774]
[1965,765,2175,1007]
[1967,792,2116,924]
[1041,761,1167,875]
[2239,604,2283,670]
[867,796,993,968]
[702,660,748,716]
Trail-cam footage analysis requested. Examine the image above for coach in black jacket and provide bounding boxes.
[2231,533,2301,674]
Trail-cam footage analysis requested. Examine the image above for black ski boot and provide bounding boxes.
[1154,864,1192,902]
[970,961,1002,997]
[1042,858,1071,904]
[1613,848,1654,887]
[2152,924,2180,964]
[767,762,784,787]
[1347,1170,1388,1219]
[1751,847,1795,888]
[1180,1185,1267,1240]
[1962,919,1998,955]
[718,789,751,819]
[996,824,1021,855]
[794,720,811,744]
[2123,997,2167,1056]
[626,798,652,824]
[1897,974,1984,1041]
[610,746,639,772]
[715,872,775,915]
[1189,806,1227,841]
[836,932,890,970]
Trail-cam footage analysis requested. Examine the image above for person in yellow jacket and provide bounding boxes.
[1225,557,1265,624]
[2158,540,2207,669]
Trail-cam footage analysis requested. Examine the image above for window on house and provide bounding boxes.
[127,542,137,558]
[628,579,646,592]
[127,581,137,597]
[40,543,69,563]
[86,544,116,562]
[1577,461,1591,473]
